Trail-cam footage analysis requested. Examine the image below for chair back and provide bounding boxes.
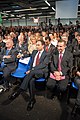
[11,57,31,78]
[72,82,78,90]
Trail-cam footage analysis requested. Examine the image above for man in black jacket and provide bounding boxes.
[9,40,49,111]
[0,37,18,91]
[46,39,73,100]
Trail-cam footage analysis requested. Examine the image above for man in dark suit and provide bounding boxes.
[72,33,80,66]
[71,57,80,117]
[16,35,30,59]
[44,36,55,53]
[9,40,49,111]
[61,32,72,53]
[44,36,56,62]
[46,39,73,100]
[71,34,80,116]
[0,35,5,52]
[0,36,18,91]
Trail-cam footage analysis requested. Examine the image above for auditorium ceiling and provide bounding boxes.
[0,0,80,20]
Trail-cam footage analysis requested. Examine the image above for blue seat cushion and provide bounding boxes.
[72,82,78,90]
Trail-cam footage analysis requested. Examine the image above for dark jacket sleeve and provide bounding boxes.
[4,49,18,64]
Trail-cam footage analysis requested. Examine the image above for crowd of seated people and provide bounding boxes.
[0,24,80,113]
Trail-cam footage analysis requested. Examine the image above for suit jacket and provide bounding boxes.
[29,50,50,78]
[50,48,73,76]
[44,43,55,53]
[16,42,30,58]
[0,41,5,52]
[66,41,73,53]
[0,47,18,72]
[44,43,56,62]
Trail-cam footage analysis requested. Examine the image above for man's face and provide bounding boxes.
[57,42,66,53]
[6,40,13,49]
[45,39,50,46]
[61,36,68,43]
[36,41,44,51]
[77,36,80,44]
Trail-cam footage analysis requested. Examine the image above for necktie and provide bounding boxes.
[35,52,40,66]
[45,46,48,52]
[58,53,62,71]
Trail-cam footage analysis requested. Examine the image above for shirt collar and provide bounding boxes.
[59,49,65,54]
[38,49,44,54]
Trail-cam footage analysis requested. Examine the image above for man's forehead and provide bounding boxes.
[58,42,64,45]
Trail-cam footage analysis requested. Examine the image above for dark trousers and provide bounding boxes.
[46,77,69,92]
[20,70,45,100]
[0,67,11,87]
[74,76,80,106]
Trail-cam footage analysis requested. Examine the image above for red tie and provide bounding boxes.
[35,52,40,66]
[45,46,48,52]
[58,53,62,71]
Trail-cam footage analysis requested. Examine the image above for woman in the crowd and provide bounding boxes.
[28,35,37,55]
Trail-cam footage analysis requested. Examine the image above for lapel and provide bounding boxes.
[32,50,45,63]
[3,48,7,55]
[61,50,67,63]
[7,48,13,55]
[53,49,67,69]
[54,52,59,67]
[32,50,38,63]
[39,51,45,63]
[3,48,12,55]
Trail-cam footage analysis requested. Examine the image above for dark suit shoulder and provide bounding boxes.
[31,50,38,56]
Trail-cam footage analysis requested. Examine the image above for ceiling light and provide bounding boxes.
[9,18,19,20]
[22,17,25,19]
[28,13,42,16]
[4,11,11,13]
[39,16,51,18]
[14,8,37,12]
[0,12,8,15]
[52,7,56,11]
[44,0,50,6]
[49,12,55,14]
[19,14,25,17]
[11,14,15,17]
[41,7,49,9]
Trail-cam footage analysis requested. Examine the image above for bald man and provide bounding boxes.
[0,38,18,91]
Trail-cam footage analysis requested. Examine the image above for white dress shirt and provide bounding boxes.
[32,49,44,67]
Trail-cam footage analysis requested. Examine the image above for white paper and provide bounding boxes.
[19,57,30,64]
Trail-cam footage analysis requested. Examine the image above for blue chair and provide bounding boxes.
[36,78,45,82]
[0,64,3,75]
[67,81,78,104]
[11,57,31,78]
[72,82,78,90]
[35,78,46,90]
[0,72,3,75]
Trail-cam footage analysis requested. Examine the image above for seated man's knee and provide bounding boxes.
[59,86,67,92]
[46,82,55,90]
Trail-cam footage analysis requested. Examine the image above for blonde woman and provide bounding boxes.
[28,35,37,54]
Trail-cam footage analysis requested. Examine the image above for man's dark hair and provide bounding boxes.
[76,33,80,37]
[37,39,45,45]
[58,39,66,45]
[45,36,51,41]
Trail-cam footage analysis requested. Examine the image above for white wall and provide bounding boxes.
[55,0,79,19]
[2,17,79,27]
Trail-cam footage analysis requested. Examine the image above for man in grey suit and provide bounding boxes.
[46,39,73,100]
[9,40,49,110]
[0,37,18,91]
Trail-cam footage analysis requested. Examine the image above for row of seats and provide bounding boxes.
[0,57,79,102]
[0,57,46,85]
